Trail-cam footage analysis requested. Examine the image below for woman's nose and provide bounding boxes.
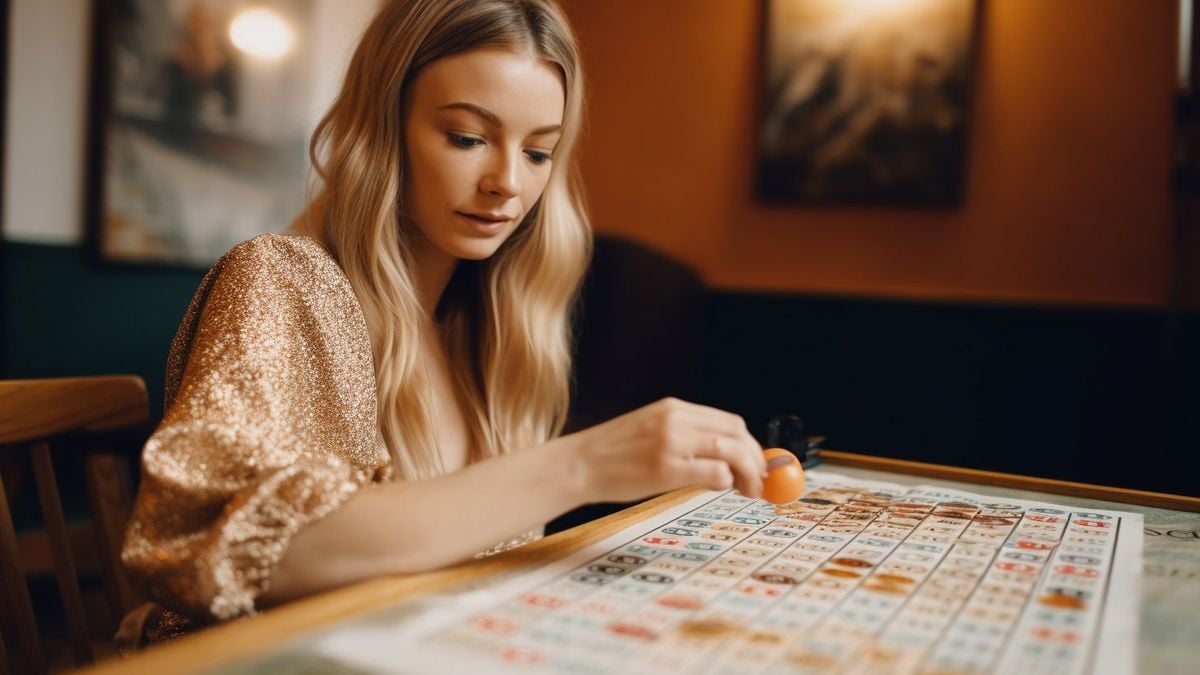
[480,151,520,198]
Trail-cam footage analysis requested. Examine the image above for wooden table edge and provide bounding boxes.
[80,453,1198,673]
[820,450,1200,512]
[76,487,708,675]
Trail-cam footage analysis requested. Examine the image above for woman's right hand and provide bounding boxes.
[562,398,767,504]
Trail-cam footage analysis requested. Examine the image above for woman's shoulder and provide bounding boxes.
[178,233,361,342]
[217,233,340,282]
[164,233,368,405]
[202,233,358,305]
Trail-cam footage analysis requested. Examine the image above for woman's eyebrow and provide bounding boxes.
[437,101,562,136]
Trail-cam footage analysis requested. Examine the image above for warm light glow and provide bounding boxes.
[852,0,947,17]
[855,0,921,9]
[229,8,294,60]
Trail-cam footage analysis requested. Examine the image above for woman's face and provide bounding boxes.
[403,48,565,264]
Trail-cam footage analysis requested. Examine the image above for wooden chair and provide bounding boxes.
[0,376,150,674]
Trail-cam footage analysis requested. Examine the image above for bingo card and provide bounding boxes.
[282,470,1143,674]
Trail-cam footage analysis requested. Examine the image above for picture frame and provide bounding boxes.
[757,0,980,205]
[86,0,319,267]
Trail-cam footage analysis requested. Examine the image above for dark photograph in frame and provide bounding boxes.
[757,0,979,205]
[87,0,317,267]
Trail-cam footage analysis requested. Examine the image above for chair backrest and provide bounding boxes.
[0,376,150,674]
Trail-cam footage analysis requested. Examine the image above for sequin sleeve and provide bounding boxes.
[121,234,390,621]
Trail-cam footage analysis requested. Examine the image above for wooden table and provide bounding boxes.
[84,452,1200,674]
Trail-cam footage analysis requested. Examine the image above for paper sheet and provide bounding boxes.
[224,470,1144,674]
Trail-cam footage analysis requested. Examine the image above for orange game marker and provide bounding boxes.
[761,448,805,504]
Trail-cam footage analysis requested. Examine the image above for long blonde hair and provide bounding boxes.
[307,0,590,479]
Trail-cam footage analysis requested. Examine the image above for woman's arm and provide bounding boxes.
[261,398,766,605]
[122,236,392,621]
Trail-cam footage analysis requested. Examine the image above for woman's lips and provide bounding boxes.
[456,211,512,233]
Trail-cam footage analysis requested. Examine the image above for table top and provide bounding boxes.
[86,452,1200,674]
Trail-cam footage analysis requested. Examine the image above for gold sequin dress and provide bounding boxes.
[119,234,541,646]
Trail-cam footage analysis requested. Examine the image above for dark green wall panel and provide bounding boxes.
[2,242,205,418]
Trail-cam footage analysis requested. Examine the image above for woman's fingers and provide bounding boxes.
[683,429,763,499]
[671,456,734,492]
[665,402,765,488]
[678,404,763,458]
[580,398,767,501]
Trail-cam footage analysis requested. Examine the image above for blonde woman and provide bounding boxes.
[119,0,766,645]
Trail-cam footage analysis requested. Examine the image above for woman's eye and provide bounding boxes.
[447,133,483,148]
[525,150,552,165]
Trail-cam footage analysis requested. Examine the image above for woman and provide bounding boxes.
[119,0,766,644]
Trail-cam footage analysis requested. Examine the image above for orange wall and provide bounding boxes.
[560,0,1176,307]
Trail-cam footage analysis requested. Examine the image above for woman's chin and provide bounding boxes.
[446,237,507,261]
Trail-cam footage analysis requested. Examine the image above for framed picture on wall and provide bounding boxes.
[757,0,979,205]
[86,0,319,267]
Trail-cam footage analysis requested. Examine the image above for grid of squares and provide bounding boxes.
[409,474,1126,674]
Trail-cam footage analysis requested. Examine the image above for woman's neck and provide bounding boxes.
[285,198,328,246]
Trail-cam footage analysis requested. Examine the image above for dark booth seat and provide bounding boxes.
[550,235,706,534]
